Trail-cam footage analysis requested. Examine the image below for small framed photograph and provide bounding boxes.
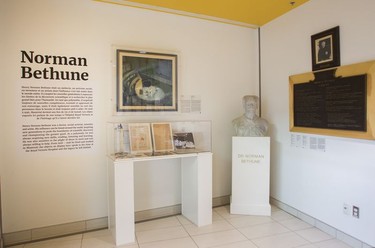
[151,123,174,152]
[173,132,195,150]
[117,49,178,112]
[311,26,340,71]
[128,123,153,154]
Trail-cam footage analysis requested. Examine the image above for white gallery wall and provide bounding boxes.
[0,0,258,233]
[261,0,375,246]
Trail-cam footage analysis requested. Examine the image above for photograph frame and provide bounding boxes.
[117,49,178,112]
[151,122,175,153]
[311,26,340,71]
[173,132,198,153]
[173,132,196,150]
[128,123,153,154]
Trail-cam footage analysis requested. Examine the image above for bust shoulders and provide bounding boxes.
[232,115,269,137]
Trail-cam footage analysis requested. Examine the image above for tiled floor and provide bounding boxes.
[8,205,353,248]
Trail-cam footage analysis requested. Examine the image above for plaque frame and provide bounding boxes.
[289,60,375,140]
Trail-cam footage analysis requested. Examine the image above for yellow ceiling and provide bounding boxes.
[96,0,310,28]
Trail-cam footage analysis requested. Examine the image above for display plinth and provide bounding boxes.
[230,137,271,216]
[107,152,212,246]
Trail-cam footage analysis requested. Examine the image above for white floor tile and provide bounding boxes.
[136,226,189,244]
[210,240,258,248]
[81,235,115,248]
[238,222,290,239]
[214,206,232,218]
[184,220,234,236]
[192,229,247,248]
[82,229,112,239]
[271,210,295,222]
[24,238,82,248]
[82,229,139,248]
[139,237,198,248]
[214,206,243,220]
[228,215,274,229]
[296,228,334,243]
[314,239,353,248]
[212,211,225,222]
[278,218,313,231]
[116,244,139,248]
[252,232,309,248]
[177,215,194,225]
[295,244,317,248]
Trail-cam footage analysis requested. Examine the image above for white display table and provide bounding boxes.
[107,152,212,246]
[231,137,271,216]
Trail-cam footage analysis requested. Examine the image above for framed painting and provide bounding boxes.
[117,49,178,112]
[128,123,153,154]
[151,122,174,152]
[311,26,340,71]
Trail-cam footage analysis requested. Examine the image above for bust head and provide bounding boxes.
[242,95,259,118]
[232,95,269,137]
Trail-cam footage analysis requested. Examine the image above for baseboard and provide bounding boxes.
[3,216,108,247]
[3,195,231,247]
[135,205,182,222]
[212,195,231,207]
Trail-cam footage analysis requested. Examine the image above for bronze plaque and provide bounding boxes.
[293,72,366,131]
[289,61,375,140]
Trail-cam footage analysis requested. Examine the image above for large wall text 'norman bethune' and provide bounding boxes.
[20,50,89,81]
[20,49,94,153]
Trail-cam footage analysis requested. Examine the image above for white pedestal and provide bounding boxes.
[107,152,212,246]
[230,137,271,216]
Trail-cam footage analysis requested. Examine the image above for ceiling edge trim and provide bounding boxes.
[94,0,259,29]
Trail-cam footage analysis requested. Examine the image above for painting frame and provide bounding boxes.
[117,49,178,112]
[311,26,340,71]
[128,123,153,154]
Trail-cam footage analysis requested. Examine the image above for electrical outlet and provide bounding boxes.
[352,206,360,218]
[343,203,351,215]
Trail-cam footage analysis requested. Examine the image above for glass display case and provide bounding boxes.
[106,120,211,159]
